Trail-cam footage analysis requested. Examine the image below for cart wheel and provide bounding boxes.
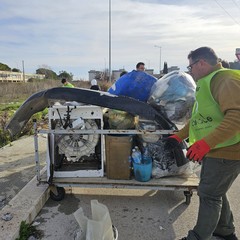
[184,191,193,205]
[50,187,65,201]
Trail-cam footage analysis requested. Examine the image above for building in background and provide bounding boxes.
[0,71,45,83]
[89,68,166,82]
[167,66,180,72]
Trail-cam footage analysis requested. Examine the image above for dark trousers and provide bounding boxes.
[187,157,240,240]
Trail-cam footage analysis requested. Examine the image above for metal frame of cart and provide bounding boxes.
[33,122,199,205]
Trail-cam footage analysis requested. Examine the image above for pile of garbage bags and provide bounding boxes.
[106,70,197,178]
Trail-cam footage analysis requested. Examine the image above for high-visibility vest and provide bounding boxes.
[63,82,74,88]
[189,69,240,149]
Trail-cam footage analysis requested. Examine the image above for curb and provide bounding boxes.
[0,167,49,240]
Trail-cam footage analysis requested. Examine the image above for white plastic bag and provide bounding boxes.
[74,200,115,240]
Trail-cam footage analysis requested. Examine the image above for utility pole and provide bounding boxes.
[22,60,25,82]
[108,0,112,82]
[154,45,161,74]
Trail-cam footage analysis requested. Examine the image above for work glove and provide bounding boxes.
[163,135,182,149]
[186,139,210,162]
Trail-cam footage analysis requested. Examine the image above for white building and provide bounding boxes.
[88,68,155,82]
[0,71,45,82]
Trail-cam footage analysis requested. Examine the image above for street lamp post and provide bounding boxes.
[154,45,161,74]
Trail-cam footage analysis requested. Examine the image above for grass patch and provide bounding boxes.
[0,102,48,147]
[16,221,42,240]
[0,102,22,112]
[0,79,111,148]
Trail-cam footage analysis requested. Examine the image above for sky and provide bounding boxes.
[1,0,240,80]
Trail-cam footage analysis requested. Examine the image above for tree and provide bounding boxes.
[12,68,21,72]
[163,61,168,74]
[0,63,11,71]
[36,68,58,79]
[58,71,73,81]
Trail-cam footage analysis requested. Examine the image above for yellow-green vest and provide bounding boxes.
[189,69,240,149]
[62,82,74,88]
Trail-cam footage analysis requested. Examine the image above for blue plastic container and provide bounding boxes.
[133,157,152,182]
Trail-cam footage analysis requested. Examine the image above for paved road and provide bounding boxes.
[1,136,240,240]
[0,135,47,207]
[34,177,240,240]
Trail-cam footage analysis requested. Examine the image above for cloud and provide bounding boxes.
[0,0,240,79]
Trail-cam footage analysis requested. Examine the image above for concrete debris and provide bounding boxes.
[159,225,165,231]
[74,230,82,240]
[32,221,40,227]
[27,236,37,240]
[0,196,6,209]
[0,196,6,202]
[1,212,13,221]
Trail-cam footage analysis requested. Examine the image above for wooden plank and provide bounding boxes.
[52,174,199,188]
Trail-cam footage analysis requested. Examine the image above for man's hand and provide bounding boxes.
[186,139,210,162]
[163,135,182,149]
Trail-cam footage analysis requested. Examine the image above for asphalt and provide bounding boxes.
[1,136,240,240]
[0,135,48,240]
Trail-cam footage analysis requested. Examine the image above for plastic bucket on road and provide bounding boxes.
[133,157,152,182]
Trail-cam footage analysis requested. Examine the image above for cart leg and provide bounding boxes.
[49,185,65,201]
[184,190,193,205]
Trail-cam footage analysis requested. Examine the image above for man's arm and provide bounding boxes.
[175,121,190,140]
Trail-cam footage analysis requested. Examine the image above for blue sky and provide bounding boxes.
[1,0,240,80]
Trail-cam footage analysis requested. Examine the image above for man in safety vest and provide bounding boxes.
[165,47,240,240]
[61,78,74,88]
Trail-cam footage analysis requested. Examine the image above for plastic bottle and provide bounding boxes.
[135,146,142,163]
[131,148,141,164]
[142,143,152,164]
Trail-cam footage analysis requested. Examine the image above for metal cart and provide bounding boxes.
[33,105,199,205]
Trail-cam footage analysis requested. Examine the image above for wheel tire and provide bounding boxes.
[184,191,193,205]
[50,187,65,201]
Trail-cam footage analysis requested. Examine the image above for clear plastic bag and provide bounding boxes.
[147,141,193,178]
[148,71,196,125]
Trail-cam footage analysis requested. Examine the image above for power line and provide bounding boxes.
[231,0,240,11]
[214,0,240,26]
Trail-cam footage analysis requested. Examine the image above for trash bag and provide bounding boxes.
[147,140,193,178]
[103,108,135,129]
[136,118,161,143]
[108,70,157,102]
[148,71,196,125]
